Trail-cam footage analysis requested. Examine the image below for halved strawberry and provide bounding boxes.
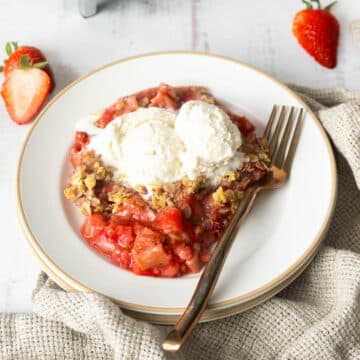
[1,42,55,89]
[1,68,51,125]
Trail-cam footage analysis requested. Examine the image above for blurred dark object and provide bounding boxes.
[78,0,98,18]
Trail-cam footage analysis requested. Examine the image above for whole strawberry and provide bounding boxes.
[293,0,340,69]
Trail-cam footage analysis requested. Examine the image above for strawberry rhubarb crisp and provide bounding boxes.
[64,84,269,277]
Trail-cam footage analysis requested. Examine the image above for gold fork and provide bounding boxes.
[162,105,304,352]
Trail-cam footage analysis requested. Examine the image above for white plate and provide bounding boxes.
[17,52,336,320]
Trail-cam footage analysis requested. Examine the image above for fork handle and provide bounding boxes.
[162,189,258,352]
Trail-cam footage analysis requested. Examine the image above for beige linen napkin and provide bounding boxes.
[1,86,359,360]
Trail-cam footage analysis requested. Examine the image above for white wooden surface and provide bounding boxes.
[0,0,359,312]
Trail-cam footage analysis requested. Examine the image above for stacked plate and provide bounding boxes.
[16,52,336,324]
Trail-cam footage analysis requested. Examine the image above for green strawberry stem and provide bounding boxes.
[301,0,337,11]
[311,0,322,9]
[302,0,313,9]
[5,43,12,56]
[17,54,48,71]
[1,41,18,72]
[324,1,337,11]
[5,41,18,56]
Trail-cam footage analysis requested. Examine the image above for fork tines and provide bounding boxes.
[265,105,304,174]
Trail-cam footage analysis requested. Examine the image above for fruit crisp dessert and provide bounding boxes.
[64,84,269,277]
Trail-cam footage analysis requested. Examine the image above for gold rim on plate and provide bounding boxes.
[16,51,337,317]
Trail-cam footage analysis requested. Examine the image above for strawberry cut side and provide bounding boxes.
[1,68,50,124]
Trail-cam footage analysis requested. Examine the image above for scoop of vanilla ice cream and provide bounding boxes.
[87,107,184,188]
[119,114,184,186]
[175,100,243,177]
